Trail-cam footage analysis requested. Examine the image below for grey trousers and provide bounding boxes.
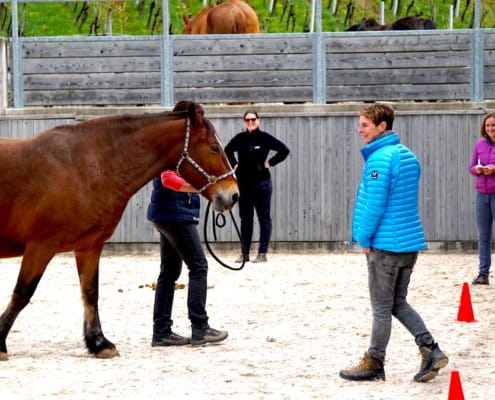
[366,249,434,362]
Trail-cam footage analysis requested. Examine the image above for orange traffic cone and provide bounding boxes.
[457,282,477,322]
[448,370,465,400]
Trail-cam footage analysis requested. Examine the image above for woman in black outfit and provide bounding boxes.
[225,110,290,263]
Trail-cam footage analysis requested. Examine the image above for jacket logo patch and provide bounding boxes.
[371,171,378,179]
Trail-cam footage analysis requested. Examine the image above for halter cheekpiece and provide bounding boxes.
[175,117,235,193]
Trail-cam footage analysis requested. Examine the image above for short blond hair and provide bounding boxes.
[360,103,395,130]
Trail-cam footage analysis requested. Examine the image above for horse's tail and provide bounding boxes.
[233,13,249,33]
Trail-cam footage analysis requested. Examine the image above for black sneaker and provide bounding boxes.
[151,331,191,347]
[339,352,385,381]
[252,253,267,263]
[191,326,228,346]
[472,274,489,285]
[413,343,449,382]
[235,254,249,263]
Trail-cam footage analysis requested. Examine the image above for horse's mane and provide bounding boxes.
[194,5,213,20]
[183,6,212,33]
[44,101,203,141]
[74,110,182,131]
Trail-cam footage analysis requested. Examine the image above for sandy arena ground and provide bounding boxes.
[0,251,492,400]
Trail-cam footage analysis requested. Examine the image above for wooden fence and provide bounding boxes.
[0,104,489,247]
[5,29,495,108]
[2,28,495,248]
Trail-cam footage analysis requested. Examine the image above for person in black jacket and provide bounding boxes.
[147,170,228,346]
[225,110,290,263]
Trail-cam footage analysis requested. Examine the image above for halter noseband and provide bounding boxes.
[175,117,235,193]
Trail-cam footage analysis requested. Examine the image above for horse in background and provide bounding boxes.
[346,15,436,31]
[183,0,260,34]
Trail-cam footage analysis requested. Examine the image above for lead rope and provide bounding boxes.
[203,201,245,271]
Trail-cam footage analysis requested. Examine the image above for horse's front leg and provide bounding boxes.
[75,247,119,359]
[0,244,55,361]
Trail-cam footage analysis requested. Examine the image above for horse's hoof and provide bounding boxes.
[0,352,8,361]
[95,348,120,359]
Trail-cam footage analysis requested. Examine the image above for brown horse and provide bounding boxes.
[0,101,238,361]
[183,0,260,34]
[346,16,436,31]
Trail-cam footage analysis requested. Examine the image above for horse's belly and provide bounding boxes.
[0,237,25,258]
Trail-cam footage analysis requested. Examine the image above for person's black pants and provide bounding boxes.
[238,179,273,255]
[152,221,208,339]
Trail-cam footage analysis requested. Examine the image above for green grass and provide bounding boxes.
[0,0,494,37]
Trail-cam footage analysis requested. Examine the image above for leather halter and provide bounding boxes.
[176,117,235,193]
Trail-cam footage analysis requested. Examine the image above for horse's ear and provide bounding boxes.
[173,100,192,113]
[182,14,192,33]
[187,102,205,126]
[173,100,205,125]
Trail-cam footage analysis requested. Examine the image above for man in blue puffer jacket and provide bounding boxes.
[339,103,448,383]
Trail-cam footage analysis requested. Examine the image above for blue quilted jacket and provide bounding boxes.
[147,176,200,224]
[351,133,426,252]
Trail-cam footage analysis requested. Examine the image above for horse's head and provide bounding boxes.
[172,101,239,212]
[182,14,193,34]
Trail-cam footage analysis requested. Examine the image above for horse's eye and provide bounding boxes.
[210,145,220,154]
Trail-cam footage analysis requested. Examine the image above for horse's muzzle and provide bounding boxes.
[212,190,239,212]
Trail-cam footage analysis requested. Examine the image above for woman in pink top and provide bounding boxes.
[469,112,495,285]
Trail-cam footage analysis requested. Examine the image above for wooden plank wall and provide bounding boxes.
[22,38,162,105]
[325,32,472,101]
[17,31,495,106]
[173,35,314,103]
[0,107,486,244]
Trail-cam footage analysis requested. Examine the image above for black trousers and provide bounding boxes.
[152,221,208,338]
[238,178,273,254]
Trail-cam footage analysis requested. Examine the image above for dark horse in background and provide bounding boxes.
[0,101,239,361]
[183,0,260,34]
[346,15,436,31]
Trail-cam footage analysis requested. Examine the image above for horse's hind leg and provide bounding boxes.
[0,244,55,361]
[75,247,119,359]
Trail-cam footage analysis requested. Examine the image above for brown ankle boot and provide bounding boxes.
[339,352,385,381]
[413,343,449,382]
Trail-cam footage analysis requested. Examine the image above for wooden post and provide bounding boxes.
[392,0,398,16]
[449,4,453,30]
[330,0,337,14]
